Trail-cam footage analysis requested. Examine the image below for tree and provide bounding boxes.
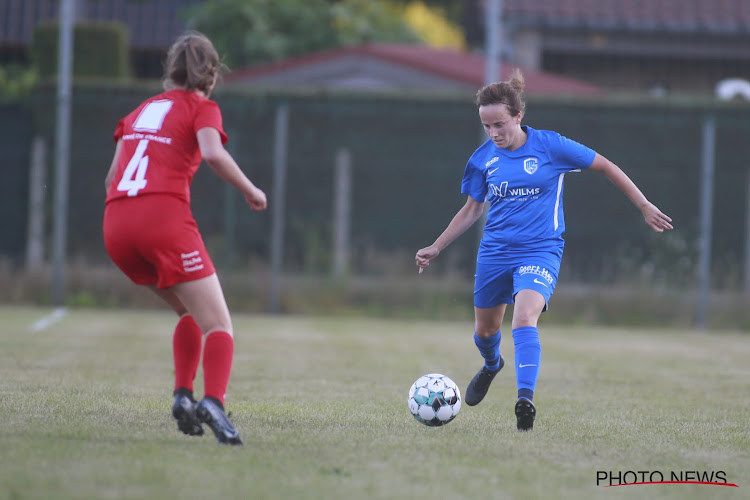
[330,0,421,45]
[184,0,420,68]
[184,0,338,68]
[391,0,463,21]
[0,64,37,98]
[401,1,465,49]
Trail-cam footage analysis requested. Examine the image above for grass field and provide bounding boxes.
[0,306,748,500]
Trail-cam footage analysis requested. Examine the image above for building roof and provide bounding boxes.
[225,43,604,96]
[504,0,750,34]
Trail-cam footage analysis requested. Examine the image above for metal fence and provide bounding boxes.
[5,83,750,291]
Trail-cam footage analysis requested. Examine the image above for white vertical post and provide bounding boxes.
[477,0,503,241]
[52,0,76,305]
[484,0,503,86]
[26,136,46,271]
[332,148,352,277]
[696,116,715,329]
[269,105,289,314]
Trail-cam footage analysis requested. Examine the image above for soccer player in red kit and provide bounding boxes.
[103,32,266,445]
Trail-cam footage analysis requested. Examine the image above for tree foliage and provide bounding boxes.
[391,0,463,21]
[184,0,335,68]
[402,1,465,49]
[0,64,37,98]
[330,0,421,46]
[184,0,421,68]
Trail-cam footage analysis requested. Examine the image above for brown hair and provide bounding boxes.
[163,31,224,94]
[475,68,526,117]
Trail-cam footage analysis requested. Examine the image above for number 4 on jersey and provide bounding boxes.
[117,139,149,196]
[116,99,173,197]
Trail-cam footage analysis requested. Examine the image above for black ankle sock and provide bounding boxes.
[518,388,534,401]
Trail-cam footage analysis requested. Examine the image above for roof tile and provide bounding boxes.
[226,43,604,96]
[503,0,750,32]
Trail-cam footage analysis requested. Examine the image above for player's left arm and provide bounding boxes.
[197,127,267,211]
[588,153,673,232]
[104,139,123,192]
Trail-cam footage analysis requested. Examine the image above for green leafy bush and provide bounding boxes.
[0,64,37,97]
[31,20,131,79]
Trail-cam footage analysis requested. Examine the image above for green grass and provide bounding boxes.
[0,306,748,500]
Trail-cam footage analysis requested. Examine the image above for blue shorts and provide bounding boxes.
[473,252,561,310]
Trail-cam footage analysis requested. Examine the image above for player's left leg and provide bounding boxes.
[510,256,559,431]
[511,289,546,399]
[511,290,545,430]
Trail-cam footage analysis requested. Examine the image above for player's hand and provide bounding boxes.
[641,202,673,232]
[245,187,267,211]
[415,245,440,273]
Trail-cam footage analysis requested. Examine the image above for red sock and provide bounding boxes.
[172,315,203,393]
[203,331,234,406]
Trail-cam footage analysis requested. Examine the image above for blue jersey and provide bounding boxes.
[461,126,596,262]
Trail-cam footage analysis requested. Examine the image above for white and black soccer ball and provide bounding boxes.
[407,373,461,427]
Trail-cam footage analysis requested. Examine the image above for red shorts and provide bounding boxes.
[103,194,216,289]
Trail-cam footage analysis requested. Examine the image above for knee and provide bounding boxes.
[195,317,233,337]
[512,310,539,329]
[206,326,233,337]
[475,322,501,338]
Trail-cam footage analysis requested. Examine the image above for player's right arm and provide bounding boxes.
[415,196,485,272]
[104,139,124,192]
[197,127,267,211]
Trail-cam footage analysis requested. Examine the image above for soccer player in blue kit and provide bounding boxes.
[415,69,673,431]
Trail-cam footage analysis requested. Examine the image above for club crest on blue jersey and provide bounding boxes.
[523,157,539,175]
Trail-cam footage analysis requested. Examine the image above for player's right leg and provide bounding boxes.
[465,304,507,406]
[465,261,513,406]
[147,286,205,437]
[172,275,243,445]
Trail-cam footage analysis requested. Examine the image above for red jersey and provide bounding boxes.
[106,89,228,204]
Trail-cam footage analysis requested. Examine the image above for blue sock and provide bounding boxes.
[474,330,502,372]
[513,326,541,401]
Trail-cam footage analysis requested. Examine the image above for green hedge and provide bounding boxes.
[31,21,131,79]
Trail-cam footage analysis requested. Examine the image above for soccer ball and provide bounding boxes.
[407,373,461,427]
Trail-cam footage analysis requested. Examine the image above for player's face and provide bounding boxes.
[479,104,522,150]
